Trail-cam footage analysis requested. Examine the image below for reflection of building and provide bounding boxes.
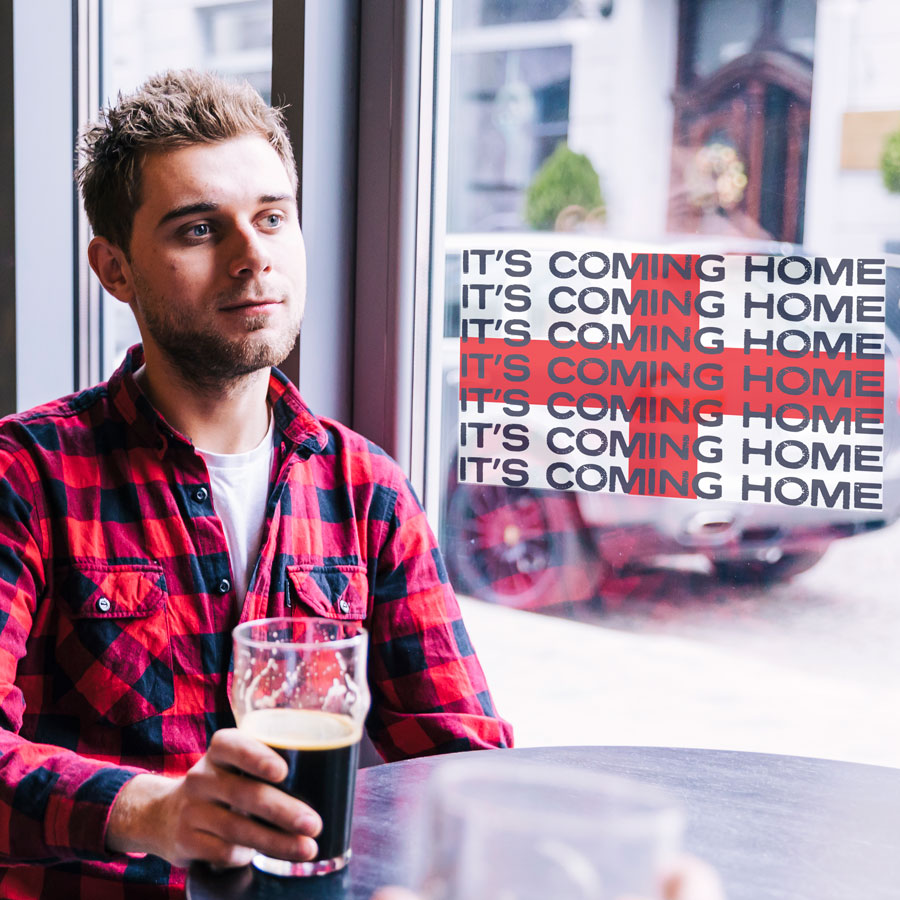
[449,0,900,253]
[669,0,815,243]
[104,0,272,103]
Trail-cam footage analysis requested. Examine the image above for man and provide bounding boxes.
[0,69,511,898]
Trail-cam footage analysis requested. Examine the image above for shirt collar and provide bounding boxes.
[108,344,329,457]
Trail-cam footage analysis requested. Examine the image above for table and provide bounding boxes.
[187,746,900,900]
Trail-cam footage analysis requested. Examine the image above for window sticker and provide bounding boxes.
[458,240,887,510]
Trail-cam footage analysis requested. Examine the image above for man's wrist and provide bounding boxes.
[106,772,176,858]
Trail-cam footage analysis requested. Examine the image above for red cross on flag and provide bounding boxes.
[458,241,886,512]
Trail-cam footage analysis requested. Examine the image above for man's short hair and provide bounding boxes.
[76,69,297,254]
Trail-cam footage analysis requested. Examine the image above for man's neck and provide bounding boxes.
[134,354,272,455]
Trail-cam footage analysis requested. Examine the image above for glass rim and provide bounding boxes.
[233,616,368,652]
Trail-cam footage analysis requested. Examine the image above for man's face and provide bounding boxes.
[124,135,305,387]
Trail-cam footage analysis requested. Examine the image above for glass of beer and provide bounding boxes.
[231,616,370,877]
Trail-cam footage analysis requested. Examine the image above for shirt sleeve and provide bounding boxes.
[365,471,514,760]
[0,446,144,864]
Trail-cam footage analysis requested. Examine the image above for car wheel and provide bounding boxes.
[712,550,825,585]
[443,482,603,609]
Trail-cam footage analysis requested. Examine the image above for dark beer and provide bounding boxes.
[241,708,362,862]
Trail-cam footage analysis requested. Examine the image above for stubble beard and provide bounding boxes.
[133,278,303,392]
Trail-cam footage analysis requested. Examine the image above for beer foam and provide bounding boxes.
[240,708,362,749]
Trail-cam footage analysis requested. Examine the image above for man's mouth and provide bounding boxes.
[220,299,281,312]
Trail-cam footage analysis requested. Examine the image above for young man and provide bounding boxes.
[0,70,511,898]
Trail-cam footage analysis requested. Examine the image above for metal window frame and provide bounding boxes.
[274,0,361,425]
[75,0,102,391]
[353,0,435,496]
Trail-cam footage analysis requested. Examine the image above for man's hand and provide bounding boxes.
[106,728,322,868]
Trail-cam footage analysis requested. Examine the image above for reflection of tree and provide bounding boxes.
[881,128,900,194]
[668,144,771,239]
[524,142,605,231]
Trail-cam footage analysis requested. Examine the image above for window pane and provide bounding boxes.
[426,0,900,763]
[691,0,764,78]
[449,46,571,231]
[780,0,817,60]
[453,0,572,29]
[98,0,272,378]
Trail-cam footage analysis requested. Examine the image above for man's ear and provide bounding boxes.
[87,236,135,305]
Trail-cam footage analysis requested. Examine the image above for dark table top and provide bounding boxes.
[187,745,900,900]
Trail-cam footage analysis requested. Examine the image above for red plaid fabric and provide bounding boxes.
[0,345,512,898]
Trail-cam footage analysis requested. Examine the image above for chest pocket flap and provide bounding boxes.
[58,564,166,619]
[286,565,369,620]
[55,563,173,726]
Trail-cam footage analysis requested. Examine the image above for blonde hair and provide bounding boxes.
[76,69,296,253]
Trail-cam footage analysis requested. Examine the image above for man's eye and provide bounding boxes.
[263,214,283,228]
[188,223,211,238]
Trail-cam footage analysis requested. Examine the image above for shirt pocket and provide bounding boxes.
[54,562,174,727]
[286,564,369,622]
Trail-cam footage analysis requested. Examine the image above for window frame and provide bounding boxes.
[8,0,77,414]
[0,1,15,417]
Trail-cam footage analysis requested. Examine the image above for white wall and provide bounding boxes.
[805,0,900,256]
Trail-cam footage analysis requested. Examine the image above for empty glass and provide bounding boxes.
[417,756,684,900]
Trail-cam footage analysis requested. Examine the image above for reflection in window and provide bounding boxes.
[453,0,572,29]
[426,0,900,764]
[671,0,817,243]
[449,46,571,231]
[690,0,764,79]
[779,0,816,60]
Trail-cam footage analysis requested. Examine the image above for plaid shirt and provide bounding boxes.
[0,345,512,898]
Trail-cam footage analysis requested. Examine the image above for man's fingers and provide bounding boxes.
[191,803,319,864]
[661,855,725,900]
[190,764,321,836]
[184,830,257,869]
[206,728,288,783]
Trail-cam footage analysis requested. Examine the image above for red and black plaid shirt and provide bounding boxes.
[0,345,512,898]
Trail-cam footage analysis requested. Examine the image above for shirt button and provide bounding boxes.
[193,486,209,503]
[96,597,111,613]
[338,598,350,614]
[217,578,232,594]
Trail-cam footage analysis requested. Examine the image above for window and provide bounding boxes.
[449,45,571,231]
[421,0,900,763]
[673,0,817,243]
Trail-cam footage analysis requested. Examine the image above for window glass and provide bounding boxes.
[453,0,572,29]
[780,0,817,59]
[448,46,571,232]
[426,0,900,764]
[691,0,764,78]
[98,0,272,378]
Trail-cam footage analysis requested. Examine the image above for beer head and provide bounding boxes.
[239,707,363,749]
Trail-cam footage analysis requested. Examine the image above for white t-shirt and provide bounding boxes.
[197,415,275,605]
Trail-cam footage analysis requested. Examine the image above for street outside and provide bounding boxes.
[458,520,900,768]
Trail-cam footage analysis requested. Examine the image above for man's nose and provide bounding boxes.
[227,226,272,278]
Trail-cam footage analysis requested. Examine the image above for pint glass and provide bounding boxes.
[417,758,684,900]
[231,616,371,877]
